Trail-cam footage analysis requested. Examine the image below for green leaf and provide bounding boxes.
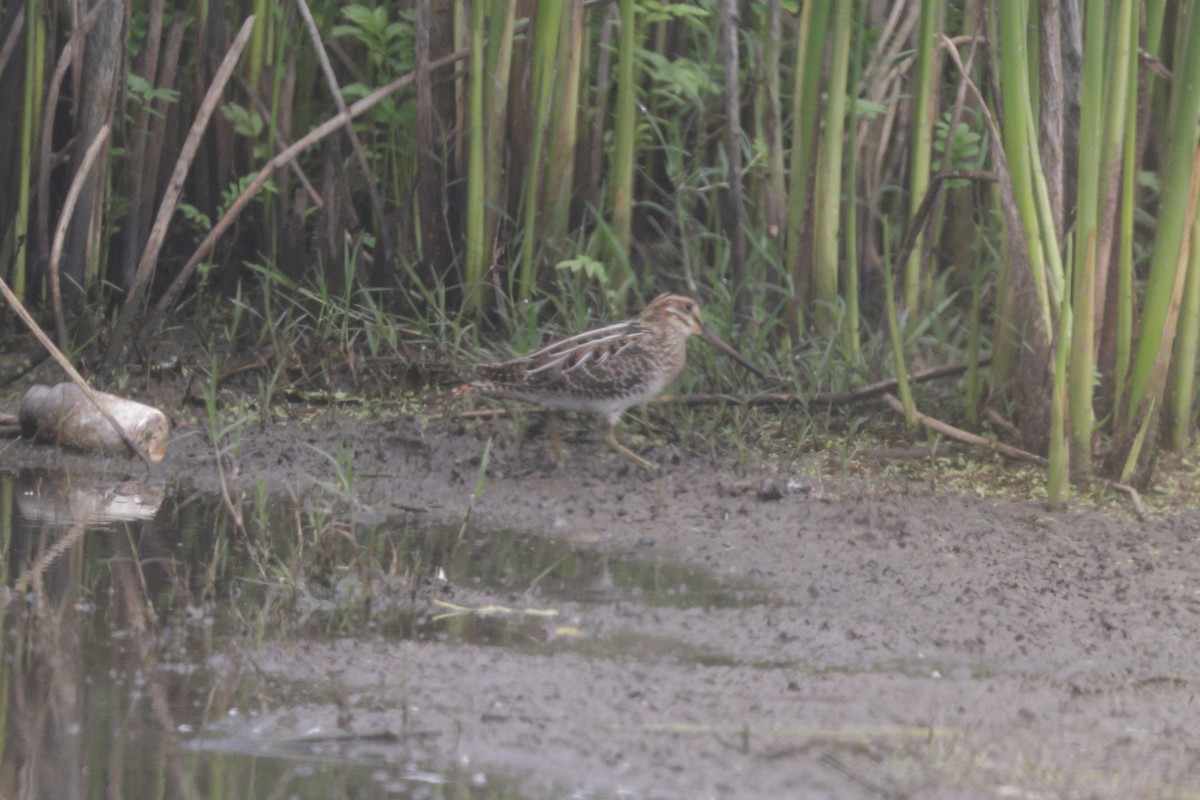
[178,203,212,232]
[220,103,263,138]
[555,255,609,283]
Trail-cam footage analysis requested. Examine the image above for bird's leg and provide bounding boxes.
[603,421,654,470]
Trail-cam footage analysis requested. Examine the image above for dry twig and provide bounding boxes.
[106,14,259,366]
[48,123,111,346]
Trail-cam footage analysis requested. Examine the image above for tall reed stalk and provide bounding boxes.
[609,0,637,259]
[1170,204,1200,449]
[248,0,269,86]
[463,0,489,315]
[1066,0,1106,478]
[1123,0,1200,471]
[1048,275,1072,507]
[842,1,866,359]
[760,0,785,251]
[14,0,46,301]
[811,0,850,335]
[988,0,1063,459]
[720,0,748,323]
[784,0,830,334]
[997,0,1053,337]
[463,0,516,316]
[546,0,585,259]
[1111,0,1140,433]
[904,0,940,313]
[514,1,563,302]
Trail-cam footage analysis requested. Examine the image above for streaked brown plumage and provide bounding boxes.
[470,294,764,469]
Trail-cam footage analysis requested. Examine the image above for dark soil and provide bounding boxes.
[7,389,1200,799]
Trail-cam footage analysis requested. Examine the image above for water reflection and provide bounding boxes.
[2,469,196,799]
[14,470,165,526]
[0,468,760,799]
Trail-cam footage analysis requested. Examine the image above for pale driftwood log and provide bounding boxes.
[0,271,153,463]
[19,383,169,461]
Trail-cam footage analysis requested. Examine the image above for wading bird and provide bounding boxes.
[468,294,765,469]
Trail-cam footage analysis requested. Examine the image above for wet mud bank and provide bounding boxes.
[7,412,1200,798]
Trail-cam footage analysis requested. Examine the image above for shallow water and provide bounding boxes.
[0,468,768,799]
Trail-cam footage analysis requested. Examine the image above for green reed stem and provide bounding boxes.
[842,0,866,359]
[1047,275,1071,508]
[463,0,487,315]
[784,0,829,333]
[515,0,563,302]
[1169,204,1200,449]
[1126,0,1200,423]
[904,0,940,313]
[609,0,637,258]
[1066,0,1107,478]
[812,0,850,335]
[14,0,45,300]
[998,0,1053,336]
[546,0,585,258]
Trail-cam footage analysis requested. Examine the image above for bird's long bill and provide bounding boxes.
[699,325,768,380]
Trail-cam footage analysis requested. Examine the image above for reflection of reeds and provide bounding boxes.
[2,487,186,797]
[13,520,85,597]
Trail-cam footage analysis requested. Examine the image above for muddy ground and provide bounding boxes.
[8,390,1200,799]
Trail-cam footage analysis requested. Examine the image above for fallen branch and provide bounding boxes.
[880,392,1146,519]
[1106,481,1147,520]
[814,358,991,405]
[983,406,1019,438]
[880,392,1046,465]
[443,358,988,420]
[661,358,992,408]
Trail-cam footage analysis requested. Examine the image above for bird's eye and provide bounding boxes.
[684,303,693,312]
